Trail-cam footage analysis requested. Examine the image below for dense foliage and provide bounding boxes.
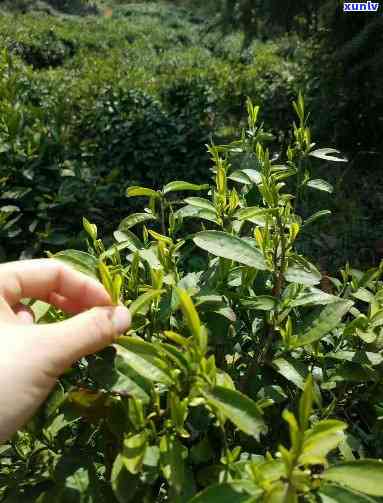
[2,98,383,502]
[0,3,383,498]
[0,3,301,262]
[0,2,382,268]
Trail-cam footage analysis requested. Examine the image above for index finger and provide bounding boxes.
[0,259,112,310]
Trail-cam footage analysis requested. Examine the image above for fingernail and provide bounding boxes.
[111,306,131,334]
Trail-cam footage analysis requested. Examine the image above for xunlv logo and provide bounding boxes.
[344,1,380,11]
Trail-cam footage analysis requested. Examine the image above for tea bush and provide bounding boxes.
[3,98,383,502]
[0,5,301,261]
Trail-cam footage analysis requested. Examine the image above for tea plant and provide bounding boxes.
[2,97,383,502]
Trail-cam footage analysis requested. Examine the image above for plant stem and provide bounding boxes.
[160,199,166,236]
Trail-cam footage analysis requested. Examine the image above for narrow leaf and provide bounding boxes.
[126,186,161,199]
[163,181,209,194]
[129,289,164,318]
[304,210,332,227]
[309,148,347,162]
[307,179,334,194]
[176,288,201,340]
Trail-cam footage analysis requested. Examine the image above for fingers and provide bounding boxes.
[35,305,131,373]
[14,304,35,325]
[0,259,111,310]
[0,297,16,323]
[0,301,34,324]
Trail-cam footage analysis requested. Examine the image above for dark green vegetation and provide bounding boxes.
[3,98,383,502]
[1,1,383,501]
[0,0,382,267]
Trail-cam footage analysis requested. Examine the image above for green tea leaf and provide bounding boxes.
[193,231,268,270]
[176,288,203,347]
[304,210,332,227]
[188,481,261,503]
[290,288,339,307]
[235,206,274,221]
[160,435,185,494]
[240,295,277,311]
[119,213,157,230]
[292,300,353,348]
[126,186,161,199]
[203,386,267,440]
[31,300,51,322]
[299,420,347,465]
[123,432,148,475]
[299,375,314,430]
[285,260,322,286]
[109,230,144,256]
[228,170,253,185]
[184,197,216,212]
[114,344,172,386]
[241,168,262,184]
[309,148,347,162]
[117,336,161,359]
[53,250,99,279]
[129,289,164,318]
[324,350,383,366]
[111,454,144,503]
[319,484,376,502]
[176,205,219,223]
[163,181,209,194]
[83,217,97,241]
[323,460,383,496]
[272,357,308,390]
[307,179,334,193]
[98,262,113,298]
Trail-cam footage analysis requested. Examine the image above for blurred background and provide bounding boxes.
[0,0,382,270]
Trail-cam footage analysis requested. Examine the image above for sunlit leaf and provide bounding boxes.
[319,484,376,502]
[309,148,347,162]
[188,481,261,503]
[126,186,161,199]
[304,210,332,227]
[123,432,148,474]
[129,289,164,318]
[119,213,157,230]
[272,357,308,390]
[184,197,216,212]
[299,420,347,465]
[323,460,383,496]
[53,250,99,279]
[163,181,209,194]
[291,301,353,348]
[114,344,172,386]
[193,231,268,270]
[285,260,322,286]
[203,386,267,440]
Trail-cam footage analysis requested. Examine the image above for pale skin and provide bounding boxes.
[0,259,131,443]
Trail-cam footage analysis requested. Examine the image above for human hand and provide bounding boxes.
[0,259,131,443]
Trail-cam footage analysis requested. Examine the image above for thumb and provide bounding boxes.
[36,306,131,372]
